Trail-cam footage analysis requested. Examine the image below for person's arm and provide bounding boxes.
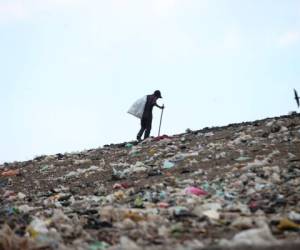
[155,103,164,109]
[152,96,164,109]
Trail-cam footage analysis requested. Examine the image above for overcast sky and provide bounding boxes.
[1,0,300,163]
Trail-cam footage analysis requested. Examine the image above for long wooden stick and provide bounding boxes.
[158,107,164,136]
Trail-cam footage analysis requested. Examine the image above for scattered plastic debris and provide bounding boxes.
[1,114,300,249]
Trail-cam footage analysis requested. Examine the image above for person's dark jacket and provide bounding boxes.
[142,95,158,119]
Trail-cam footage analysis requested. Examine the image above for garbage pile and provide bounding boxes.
[1,113,300,250]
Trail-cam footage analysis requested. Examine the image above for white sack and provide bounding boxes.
[127,96,147,119]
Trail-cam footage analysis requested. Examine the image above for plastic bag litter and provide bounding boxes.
[203,210,220,220]
[27,218,49,237]
[289,211,300,222]
[219,225,277,246]
[0,225,36,250]
[89,241,110,250]
[127,96,147,119]
[163,160,175,169]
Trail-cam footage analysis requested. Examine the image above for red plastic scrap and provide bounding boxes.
[249,201,258,210]
[158,202,170,208]
[185,186,208,196]
[153,135,171,141]
[113,183,122,190]
[113,183,130,190]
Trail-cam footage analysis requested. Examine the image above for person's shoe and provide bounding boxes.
[137,136,142,142]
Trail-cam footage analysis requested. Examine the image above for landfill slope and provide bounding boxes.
[1,113,300,250]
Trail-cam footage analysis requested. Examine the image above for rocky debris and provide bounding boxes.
[1,113,300,249]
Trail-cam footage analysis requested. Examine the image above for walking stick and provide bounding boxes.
[158,105,164,137]
[294,89,300,108]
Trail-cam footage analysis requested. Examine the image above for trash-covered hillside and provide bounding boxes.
[1,113,300,250]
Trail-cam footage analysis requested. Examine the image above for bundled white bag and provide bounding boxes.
[128,96,147,119]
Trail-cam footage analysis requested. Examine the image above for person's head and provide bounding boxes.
[154,90,162,99]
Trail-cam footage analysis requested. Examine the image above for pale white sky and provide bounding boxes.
[1,0,300,163]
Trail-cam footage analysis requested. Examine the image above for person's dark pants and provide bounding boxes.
[137,116,152,140]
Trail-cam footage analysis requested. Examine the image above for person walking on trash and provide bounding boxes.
[136,90,164,141]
